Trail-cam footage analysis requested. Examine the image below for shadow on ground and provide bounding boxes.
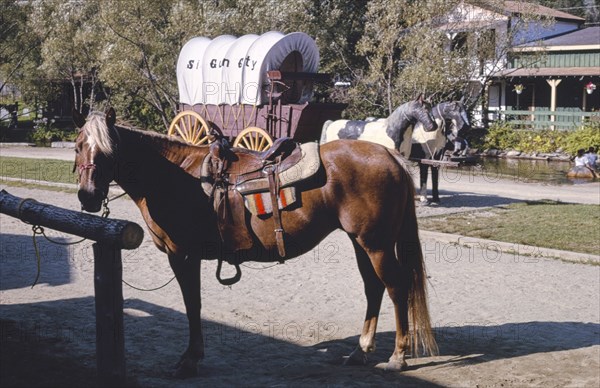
[1,298,442,387]
[416,191,522,211]
[0,234,72,290]
[2,294,599,387]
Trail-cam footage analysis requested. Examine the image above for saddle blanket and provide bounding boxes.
[244,187,296,216]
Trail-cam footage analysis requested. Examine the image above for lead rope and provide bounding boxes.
[25,191,175,291]
[24,194,112,288]
[102,190,178,292]
[18,196,88,288]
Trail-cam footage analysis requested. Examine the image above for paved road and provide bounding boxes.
[2,145,599,205]
[0,144,75,161]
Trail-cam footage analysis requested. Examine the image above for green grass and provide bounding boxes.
[419,200,600,255]
[0,156,76,185]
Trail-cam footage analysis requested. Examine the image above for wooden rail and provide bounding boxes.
[496,109,600,130]
[0,189,144,385]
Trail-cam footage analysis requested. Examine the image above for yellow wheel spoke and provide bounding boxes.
[233,127,273,151]
[168,111,210,145]
[258,136,267,151]
[241,136,252,149]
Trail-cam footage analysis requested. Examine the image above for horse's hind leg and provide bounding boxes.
[168,253,204,378]
[362,246,411,371]
[345,237,385,366]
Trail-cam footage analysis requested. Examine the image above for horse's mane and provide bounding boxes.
[83,111,194,156]
[387,101,412,128]
[83,112,115,156]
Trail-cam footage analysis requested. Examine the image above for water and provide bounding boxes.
[475,157,589,185]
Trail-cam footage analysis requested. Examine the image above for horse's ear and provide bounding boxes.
[105,107,116,127]
[415,93,424,103]
[72,108,86,128]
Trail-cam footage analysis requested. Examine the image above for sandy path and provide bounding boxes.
[1,182,598,387]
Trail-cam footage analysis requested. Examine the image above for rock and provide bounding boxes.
[506,150,522,157]
[567,167,597,179]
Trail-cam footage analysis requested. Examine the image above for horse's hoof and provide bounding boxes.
[419,196,429,203]
[430,199,440,205]
[173,358,199,379]
[385,359,408,372]
[344,349,368,366]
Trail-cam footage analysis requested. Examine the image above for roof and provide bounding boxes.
[439,1,584,33]
[493,66,599,78]
[499,1,585,22]
[514,27,600,51]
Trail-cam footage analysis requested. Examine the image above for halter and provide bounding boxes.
[79,163,97,172]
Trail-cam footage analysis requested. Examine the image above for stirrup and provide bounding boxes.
[216,259,242,286]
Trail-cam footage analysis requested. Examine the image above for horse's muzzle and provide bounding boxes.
[78,188,105,213]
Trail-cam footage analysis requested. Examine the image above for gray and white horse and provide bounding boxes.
[320,96,437,157]
[411,99,470,203]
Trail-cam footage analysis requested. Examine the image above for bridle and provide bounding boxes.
[78,163,96,173]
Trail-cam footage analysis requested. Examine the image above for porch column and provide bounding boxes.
[546,79,562,130]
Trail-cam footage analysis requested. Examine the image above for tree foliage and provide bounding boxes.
[0,0,583,130]
[0,0,42,98]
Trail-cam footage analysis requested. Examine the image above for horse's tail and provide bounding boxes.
[387,148,438,357]
[320,120,333,144]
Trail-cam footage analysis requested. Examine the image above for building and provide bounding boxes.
[441,1,598,128]
[491,26,600,117]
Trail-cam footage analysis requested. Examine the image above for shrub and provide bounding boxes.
[518,129,564,154]
[482,122,520,150]
[29,118,78,145]
[480,121,599,155]
[563,122,600,155]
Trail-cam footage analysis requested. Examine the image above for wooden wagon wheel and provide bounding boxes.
[168,111,211,145]
[233,127,273,151]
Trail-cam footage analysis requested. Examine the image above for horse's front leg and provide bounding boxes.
[431,166,440,203]
[168,253,204,378]
[418,163,429,203]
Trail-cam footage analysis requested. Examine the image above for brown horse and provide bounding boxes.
[73,109,437,377]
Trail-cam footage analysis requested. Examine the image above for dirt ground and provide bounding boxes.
[1,160,599,386]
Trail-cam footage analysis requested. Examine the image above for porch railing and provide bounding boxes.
[492,108,600,130]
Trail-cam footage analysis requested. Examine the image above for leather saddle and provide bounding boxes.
[202,137,319,259]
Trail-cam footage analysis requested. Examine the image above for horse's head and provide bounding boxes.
[73,108,118,213]
[439,99,470,140]
[406,95,437,132]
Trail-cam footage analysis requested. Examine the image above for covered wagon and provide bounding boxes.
[169,31,345,150]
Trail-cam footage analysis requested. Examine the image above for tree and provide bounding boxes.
[27,0,104,113]
[351,0,461,117]
[2,0,570,131]
[96,0,189,130]
[347,0,554,120]
[0,1,42,98]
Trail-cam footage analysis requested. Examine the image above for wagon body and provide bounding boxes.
[169,32,345,149]
[179,99,346,143]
